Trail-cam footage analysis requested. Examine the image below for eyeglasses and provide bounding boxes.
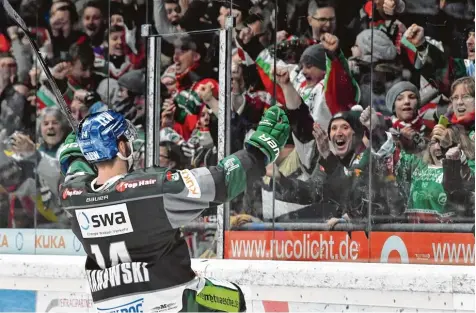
[311,16,336,24]
[450,95,474,103]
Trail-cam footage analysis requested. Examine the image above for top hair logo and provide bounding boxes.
[116,179,157,192]
[62,188,83,200]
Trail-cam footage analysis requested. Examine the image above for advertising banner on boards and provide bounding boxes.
[0,229,85,255]
[225,231,475,265]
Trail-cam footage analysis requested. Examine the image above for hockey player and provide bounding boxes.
[58,106,289,312]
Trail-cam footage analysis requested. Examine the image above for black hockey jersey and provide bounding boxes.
[59,149,264,304]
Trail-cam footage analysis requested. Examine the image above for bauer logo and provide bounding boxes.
[76,203,133,238]
[97,298,144,313]
[258,134,279,155]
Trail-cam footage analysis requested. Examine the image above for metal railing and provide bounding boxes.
[182,222,476,233]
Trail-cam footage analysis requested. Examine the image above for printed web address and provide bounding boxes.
[432,243,475,264]
[230,234,360,260]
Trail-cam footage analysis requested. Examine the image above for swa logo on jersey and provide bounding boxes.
[76,203,133,238]
[97,298,144,313]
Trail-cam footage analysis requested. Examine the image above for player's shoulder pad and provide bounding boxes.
[59,173,93,204]
[111,167,167,194]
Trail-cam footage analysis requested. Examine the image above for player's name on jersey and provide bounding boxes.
[87,262,150,292]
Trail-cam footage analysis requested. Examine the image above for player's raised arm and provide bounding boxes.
[58,131,97,182]
[57,107,288,228]
[161,106,289,226]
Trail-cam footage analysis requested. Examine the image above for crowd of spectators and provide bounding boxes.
[0,0,473,256]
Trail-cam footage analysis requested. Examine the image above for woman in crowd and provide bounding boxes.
[37,107,70,157]
[396,124,475,223]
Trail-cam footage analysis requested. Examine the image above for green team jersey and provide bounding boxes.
[396,150,475,217]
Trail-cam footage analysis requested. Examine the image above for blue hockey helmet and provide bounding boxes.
[77,110,137,163]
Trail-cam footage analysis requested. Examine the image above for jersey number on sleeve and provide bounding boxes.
[90,241,132,269]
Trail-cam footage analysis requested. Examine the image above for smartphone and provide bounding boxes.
[438,115,450,127]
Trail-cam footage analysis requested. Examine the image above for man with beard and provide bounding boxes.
[81,1,106,54]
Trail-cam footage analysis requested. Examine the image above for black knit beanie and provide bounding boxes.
[385,81,421,113]
[118,70,145,95]
[327,106,365,140]
[299,44,326,71]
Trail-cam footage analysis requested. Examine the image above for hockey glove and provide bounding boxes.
[58,132,95,176]
[245,106,289,164]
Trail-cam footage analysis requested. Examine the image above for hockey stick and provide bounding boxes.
[2,0,78,134]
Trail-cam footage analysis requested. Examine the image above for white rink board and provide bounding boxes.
[0,255,473,312]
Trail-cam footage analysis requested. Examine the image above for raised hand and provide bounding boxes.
[404,24,426,48]
[312,123,330,159]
